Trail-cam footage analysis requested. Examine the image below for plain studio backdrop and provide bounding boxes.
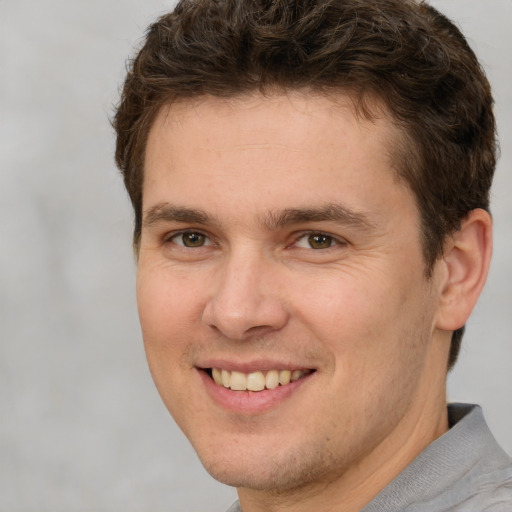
[1,1,511,511]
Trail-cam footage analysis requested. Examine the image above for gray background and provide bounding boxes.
[1,1,510,511]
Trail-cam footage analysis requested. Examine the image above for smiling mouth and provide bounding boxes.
[206,368,314,392]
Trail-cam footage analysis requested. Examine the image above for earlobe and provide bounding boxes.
[435,208,493,331]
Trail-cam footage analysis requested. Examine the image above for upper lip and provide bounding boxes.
[196,358,315,374]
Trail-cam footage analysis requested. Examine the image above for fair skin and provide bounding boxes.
[137,92,492,512]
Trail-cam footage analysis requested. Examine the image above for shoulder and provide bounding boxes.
[429,404,512,511]
[452,474,512,511]
[363,404,512,512]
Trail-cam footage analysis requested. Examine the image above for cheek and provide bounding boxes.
[296,266,428,375]
[136,267,203,391]
[295,270,395,339]
[303,277,432,439]
[137,266,203,339]
[136,268,205,419]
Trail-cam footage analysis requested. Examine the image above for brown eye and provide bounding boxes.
[294,232,340,250]
[178,232,207,247]
[307,233,334,249]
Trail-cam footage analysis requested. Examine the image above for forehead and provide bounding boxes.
[143,92,410,219]
[148,91,396,152]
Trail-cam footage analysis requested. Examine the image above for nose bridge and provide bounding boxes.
[202,245,288,340]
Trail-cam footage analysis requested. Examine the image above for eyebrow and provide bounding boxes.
[143,203,215,227]
[261,203,376,231]
[143,202,376,234]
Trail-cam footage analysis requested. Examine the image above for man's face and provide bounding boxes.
[138,93,448,492]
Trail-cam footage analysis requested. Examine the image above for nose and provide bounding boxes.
[202,250,289,340]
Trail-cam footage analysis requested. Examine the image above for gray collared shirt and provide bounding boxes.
[226,404,512,511]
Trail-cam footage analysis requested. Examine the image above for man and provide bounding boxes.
[113,0,512,510]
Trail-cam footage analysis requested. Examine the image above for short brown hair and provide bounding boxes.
[113,0,497,368]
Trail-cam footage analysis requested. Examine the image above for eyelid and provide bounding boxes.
[165,229,214,247]
[160,227,348,249]
[291,230,349,249]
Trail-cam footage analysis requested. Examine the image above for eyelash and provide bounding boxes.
[165,229,347,251]
[166,230,214,248]
[292,232,346,250]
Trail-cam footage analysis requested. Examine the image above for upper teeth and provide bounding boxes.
[211,368,310,391]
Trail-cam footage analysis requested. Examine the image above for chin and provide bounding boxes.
[195,441,343,492]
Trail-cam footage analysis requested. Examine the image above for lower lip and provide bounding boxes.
[198,370,314,415]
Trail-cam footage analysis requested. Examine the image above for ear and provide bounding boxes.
[435,208,493,331]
